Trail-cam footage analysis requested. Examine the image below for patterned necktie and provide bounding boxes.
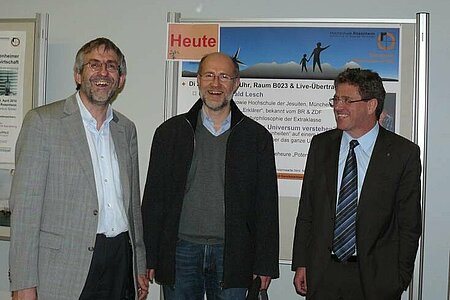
[333,139,359,261]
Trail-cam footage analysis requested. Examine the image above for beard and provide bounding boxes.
[199,90,233,112]
[80,75,118,106]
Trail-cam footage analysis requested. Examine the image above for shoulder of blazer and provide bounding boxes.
[112,109,135,129]
[25,94,76,118]
[312,128,342,146]
[376,126,419,152]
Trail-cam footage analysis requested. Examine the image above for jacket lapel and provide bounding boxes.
[110,115,131,212]
[61,95,97,198]
[326,130,342,213]
[358,127,392,210]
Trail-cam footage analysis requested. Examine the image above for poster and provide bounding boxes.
[0,31,26,165]
[0,31,26,230]
[175,24,401,197]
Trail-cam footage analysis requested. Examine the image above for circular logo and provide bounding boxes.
[377,32,396,50]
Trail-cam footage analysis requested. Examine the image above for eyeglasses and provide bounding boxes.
[328,96,373,107]
[82,60,120,73]
[199,72,237,83]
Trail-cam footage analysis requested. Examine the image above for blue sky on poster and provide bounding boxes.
[183,26,400,80]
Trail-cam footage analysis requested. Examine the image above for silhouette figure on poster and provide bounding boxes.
[309,42,330,72]
[299,54,309,72]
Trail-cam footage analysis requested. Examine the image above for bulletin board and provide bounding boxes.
[163,11,429,299]
[0,13,48,240]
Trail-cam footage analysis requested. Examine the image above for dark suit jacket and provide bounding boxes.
[292,126,422,300]
[142,99,279,288]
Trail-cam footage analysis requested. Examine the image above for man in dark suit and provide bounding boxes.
[292,68,422,300]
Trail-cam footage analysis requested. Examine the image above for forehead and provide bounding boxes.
[84,46,119,61]
[201,54,235,73]
[335,83,360,96]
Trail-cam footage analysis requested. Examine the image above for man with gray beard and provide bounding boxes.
[142,52,279,300]
[9,38,148,300]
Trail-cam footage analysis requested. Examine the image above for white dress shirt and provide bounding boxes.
[77,94,128,237]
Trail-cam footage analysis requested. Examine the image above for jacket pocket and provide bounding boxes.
[39,231,62,250]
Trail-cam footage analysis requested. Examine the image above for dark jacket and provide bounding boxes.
[292,127,422,300]
[142,99,279,288]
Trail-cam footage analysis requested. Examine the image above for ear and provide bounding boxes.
[118,73,126,89]
[367,98,378,115]
[74,71,82,86]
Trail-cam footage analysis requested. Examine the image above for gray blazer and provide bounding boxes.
[9,94,146,299]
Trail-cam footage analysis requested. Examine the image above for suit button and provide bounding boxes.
[88,246,94,251]
[93,209,98,216]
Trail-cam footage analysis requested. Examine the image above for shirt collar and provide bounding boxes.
[200,106,231,136]
[342,122,379,153]
[76,92,113,130]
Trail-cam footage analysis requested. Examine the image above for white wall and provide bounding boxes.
[1,0,449,299]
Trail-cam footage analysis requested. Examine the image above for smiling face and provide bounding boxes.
[197,53,240,114]
[74,45,125,108]
[333,83,378,138]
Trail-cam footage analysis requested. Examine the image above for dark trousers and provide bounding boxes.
[79,232,135,300]
[311,258,364,300]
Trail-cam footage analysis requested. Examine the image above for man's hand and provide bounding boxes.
[253,274,272,290]
[137,273,149,300]
[293,267,307,296]
[146,268,155,284]
[12,287,37,300]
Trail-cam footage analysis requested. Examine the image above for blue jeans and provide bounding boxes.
[163,239,247,300]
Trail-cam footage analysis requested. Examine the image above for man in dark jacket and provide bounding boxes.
[292,68,421,300]
[141,52,279,300]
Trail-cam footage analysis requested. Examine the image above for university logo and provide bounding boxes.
[377,32,396,50]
